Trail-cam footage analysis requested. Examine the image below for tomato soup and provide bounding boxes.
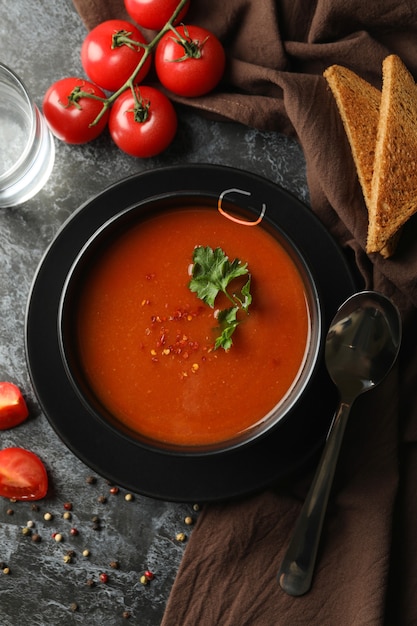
[74,207,311,447]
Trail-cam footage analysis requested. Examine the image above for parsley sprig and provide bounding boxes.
[189,246,252,351]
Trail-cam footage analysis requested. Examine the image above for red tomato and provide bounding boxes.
[109,86,177,157]
[0,382,29,430]
[124,0,190,31]
[155,25,225,97]
[43,77,109,144]
[81,19,151,92]
[0,448,48,501]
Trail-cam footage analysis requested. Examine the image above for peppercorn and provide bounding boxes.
[97,495,107,504]
[63,512,72,520]
[122,611,131,619]
[109,486,119,495]
[26,520,34,528]
[184,516,193,526]
[63,554,72,564]
[70,528,79,536]
[3,567,10,575]
[86,578,95,587]
[63,502,73,511]
[124,493,134,502]
[6,508,13,515]
[140,575,148,585]
[31,533,41,543]
[43,512,53,521]
[53,533,63,543]
[86,475,97,485]
[21,527,31,536]
[144,570,154,581]
[109,560,119,569]
[31,503,40,511]
[175,532,186,542]
[99,573,109,584]
[82,549,90,558]
[70,602,78,612]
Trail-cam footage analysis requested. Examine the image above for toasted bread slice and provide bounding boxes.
[324,64,381,213]
[368,54,417,253]
[324,63,404,257]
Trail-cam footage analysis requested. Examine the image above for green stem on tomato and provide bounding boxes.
[84,0,190,127]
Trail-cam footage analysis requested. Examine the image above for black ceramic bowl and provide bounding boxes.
[26,165,357,500]
[58,190,322,456]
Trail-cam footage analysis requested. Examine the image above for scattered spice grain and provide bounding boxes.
[43,512,53,521]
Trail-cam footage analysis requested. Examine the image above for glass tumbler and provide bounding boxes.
[0,63,55,207]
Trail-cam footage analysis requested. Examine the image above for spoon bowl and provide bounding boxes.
[278,290,401,596]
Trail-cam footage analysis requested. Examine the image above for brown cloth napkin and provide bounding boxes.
[72,1,417,623]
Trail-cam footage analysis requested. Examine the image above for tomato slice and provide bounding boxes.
[0,382,29,430]
[0,448,48,501]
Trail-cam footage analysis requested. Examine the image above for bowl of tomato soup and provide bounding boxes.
[58,193,322,454]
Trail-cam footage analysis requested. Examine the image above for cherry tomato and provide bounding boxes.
[81,19,151,92]
[0,382,29,430]
[109,86,177,157]
[0,448,48,501]
[155,25,225,97]
[43,77,109,144]
[124,0,190,31]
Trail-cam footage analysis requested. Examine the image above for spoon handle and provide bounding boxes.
[277,400,351,596]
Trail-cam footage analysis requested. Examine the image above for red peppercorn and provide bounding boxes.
[63,502,73,511]
[70,528,79,536]
[99,573,109,583]
[144,570,154,581]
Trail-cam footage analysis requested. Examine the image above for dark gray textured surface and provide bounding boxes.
[0,2,309,624]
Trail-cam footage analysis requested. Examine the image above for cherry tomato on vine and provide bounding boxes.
[0,448,48,501]
[81,19,151,92]
[109,85,177,157]
[124,0,190,31]
[0,382,29,430]
[43,77,109,144]
[155,25,225,97]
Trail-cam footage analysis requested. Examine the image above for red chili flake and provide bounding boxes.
[99,573,109,583]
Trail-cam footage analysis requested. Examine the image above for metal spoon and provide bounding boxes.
[278,290,401,597]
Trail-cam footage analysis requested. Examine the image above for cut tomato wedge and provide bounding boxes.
[0,382,29,429]
[0,448,48,501]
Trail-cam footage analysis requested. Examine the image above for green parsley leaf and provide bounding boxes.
[189,246,252,351]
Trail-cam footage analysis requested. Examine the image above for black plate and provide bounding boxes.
[25,165,358,502]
